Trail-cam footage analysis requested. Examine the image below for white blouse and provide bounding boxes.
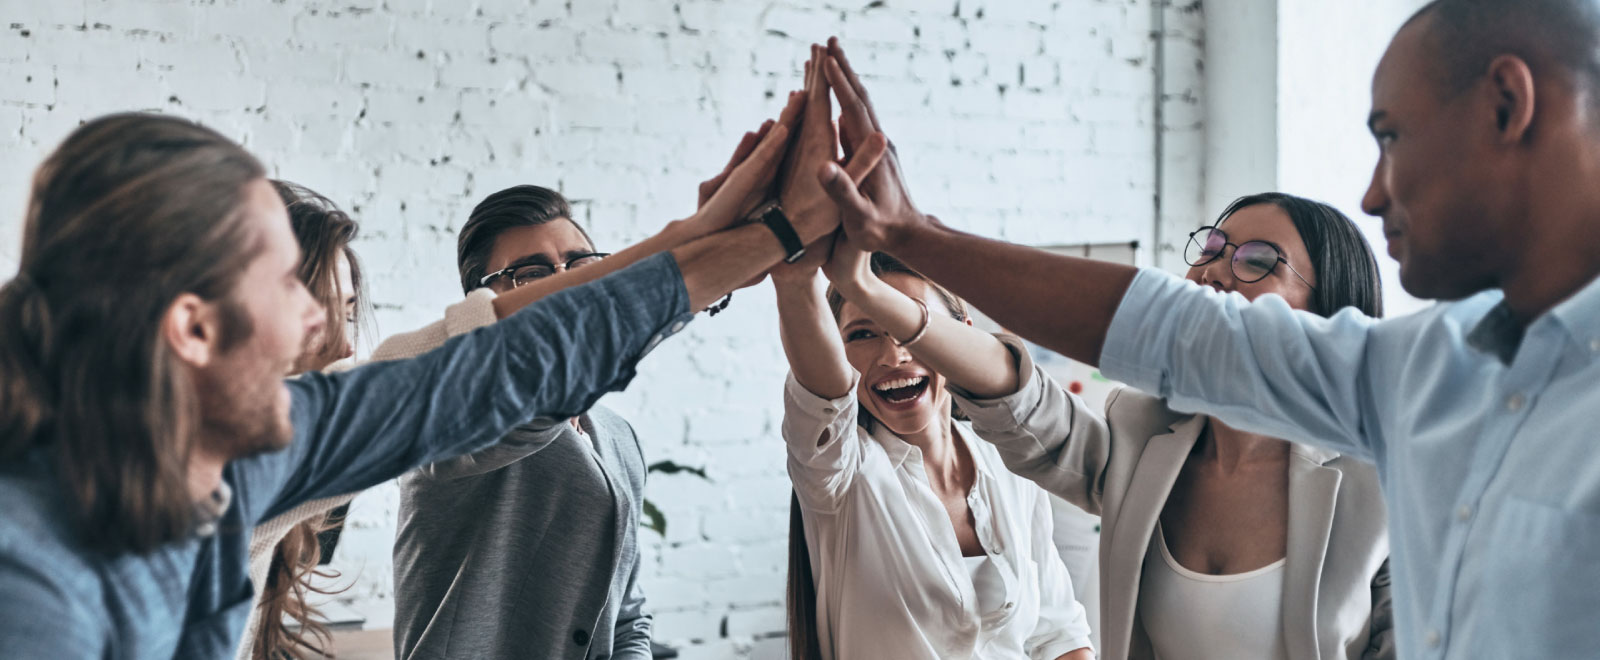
[783,373,1094,660]
[1139,523,1289,660]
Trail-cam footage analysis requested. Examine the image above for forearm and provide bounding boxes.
[774,275,853,400]
[839,275,1018,397]
[888,218,1136,366]
[492,219,698,318]
[273,254,691,510]
[671,216,834,310]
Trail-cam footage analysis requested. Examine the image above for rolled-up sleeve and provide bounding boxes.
[951,334,1114,515]
[782,372,864,513]
[253,252,695,521]
[1099,268,1380,460]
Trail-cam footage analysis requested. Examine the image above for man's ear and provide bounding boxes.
[1485,54,1536,144]
[163,293,221,367]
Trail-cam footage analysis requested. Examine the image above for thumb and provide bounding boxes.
[817,162,874,220]
[841,132,888,184]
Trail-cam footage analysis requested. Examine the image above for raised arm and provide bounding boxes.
[816,40,1134,366]
[672,44,886,311]
[819,38,1377,457]
[822,235,1019,398]
[774,252,867,512]
[774,246,854,402]
[488,92,807,319]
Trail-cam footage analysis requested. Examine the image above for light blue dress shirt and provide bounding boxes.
[1100,268,1600,660]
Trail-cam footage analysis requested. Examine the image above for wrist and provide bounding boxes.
[880,211,932,252]
[669,215,711,243]
[781,195,834,245]
[832,270,876,299]
[771,269,821,288]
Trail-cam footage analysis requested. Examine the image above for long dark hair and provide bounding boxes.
[252,180,367,660]
[788,253,970,660]
[273,179,371,368]
[1215,192,1385,319]
[0,113,263,554]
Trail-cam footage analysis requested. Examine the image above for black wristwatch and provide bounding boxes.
[752,202,806,264]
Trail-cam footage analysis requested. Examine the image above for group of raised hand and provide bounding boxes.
[688,37,930,290]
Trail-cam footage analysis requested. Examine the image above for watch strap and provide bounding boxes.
[756,204,806,264]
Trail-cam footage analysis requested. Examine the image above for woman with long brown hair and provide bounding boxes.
[235,180,369,660]
[773,243,1093,660]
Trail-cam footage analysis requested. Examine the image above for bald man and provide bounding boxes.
[814,3,1600,657]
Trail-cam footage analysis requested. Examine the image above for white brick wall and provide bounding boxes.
[0,1,1203,656]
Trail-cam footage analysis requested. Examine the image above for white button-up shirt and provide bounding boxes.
[1101,268,1600,660]
[783,373,1094,660]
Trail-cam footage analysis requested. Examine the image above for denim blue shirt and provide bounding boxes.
[0,253,692,659]
[1100,268,1600,660]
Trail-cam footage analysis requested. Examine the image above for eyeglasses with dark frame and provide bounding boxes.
[1184,226,1315,289]
[479,252,611,290]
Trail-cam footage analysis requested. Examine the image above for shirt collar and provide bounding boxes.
[871,420,996,482]
[1466,301,1524,365]
[192,480,232,538]
[1467,273,1600,364]
[1544,271,1600,357]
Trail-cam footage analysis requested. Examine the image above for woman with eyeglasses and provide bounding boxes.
[824,189,1395,660]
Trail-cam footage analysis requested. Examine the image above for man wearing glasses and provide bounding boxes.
[384,185,650,660]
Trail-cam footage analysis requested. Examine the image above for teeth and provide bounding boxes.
[873,376,927,391]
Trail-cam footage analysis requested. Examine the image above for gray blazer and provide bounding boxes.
[392,405,652,660]
[952,337,1393,660]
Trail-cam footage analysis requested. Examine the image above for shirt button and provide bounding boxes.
[572,629,590,646]
[1457,505,1472,522]
[1003,601,1014,610]
[822,407,835,414]
[644,335,663,351]
[1506,393,1526,411]
[1425,629,1441,648]
[1590,338,1600,352]
[671,320,686,333]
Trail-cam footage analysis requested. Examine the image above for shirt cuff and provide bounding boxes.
[622,252,695,362]
[1032,637,1094,660]
[1099,268,1188,395]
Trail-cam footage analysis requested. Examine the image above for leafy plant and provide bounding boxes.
[641,460,711,537]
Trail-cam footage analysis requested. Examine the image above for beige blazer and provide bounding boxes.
[952,336,1394,660]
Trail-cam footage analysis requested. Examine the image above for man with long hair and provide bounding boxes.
[0,90,882,657]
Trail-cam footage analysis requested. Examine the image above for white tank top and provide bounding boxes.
[1138,523,1289,660]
